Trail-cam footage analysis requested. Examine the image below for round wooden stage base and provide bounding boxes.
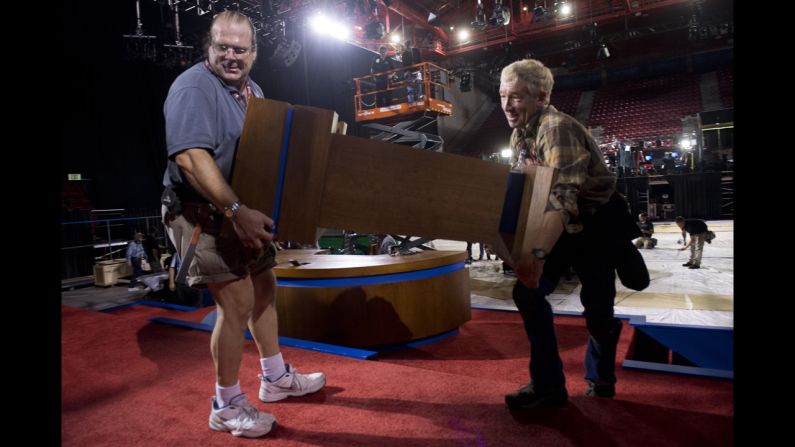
[273,249,470,347]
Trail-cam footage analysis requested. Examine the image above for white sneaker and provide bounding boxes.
[259,364,326,402]
[208,393,276,438]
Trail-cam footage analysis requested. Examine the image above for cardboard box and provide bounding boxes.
[93,260,131,286]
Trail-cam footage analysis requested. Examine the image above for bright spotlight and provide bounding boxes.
[681,138,693,149]
[500,148,513,158]
[309,14,328,34]
[309,14,350,40]
[560,3,572,16]
[458,29,470,41]
[390,33,401,43]
[331,23,350,40]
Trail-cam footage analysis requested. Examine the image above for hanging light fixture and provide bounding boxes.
[596,43,610,59]
[533,1,547,21]
[471,0,487,30]
[489,0,511,27]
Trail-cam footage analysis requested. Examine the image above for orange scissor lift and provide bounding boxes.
[353,62,453,123]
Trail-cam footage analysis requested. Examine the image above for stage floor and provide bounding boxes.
[435,220,733,328]
[63,220,733,328]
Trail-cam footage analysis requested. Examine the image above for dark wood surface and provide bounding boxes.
[511,165,556,261]
[319,134,511,244]
[277,106,338,243]
[273,250,471,346]
[231,98,290,220]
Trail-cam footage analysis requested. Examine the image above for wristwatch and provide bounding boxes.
[223,201,242,219]
[531,248,548,260]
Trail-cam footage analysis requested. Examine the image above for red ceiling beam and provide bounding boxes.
[386,0,449,42]
[441,0,689,56]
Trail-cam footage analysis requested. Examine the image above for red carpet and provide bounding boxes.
[62,305,732,446]
[104,303,215,322]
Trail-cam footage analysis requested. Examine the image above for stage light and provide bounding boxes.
[489,1,511,27]
[533,6,546,21]
[309,14,351,40]
[364,20,385,39]
[428,12,443,27]
[270,39,302,68]
[596,44,610,59]
[471,18,486,30]
[471,0,487,30]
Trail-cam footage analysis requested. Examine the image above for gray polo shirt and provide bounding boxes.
[162,61,263,201]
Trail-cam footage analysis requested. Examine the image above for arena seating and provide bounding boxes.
[550,89,582,117]
[588,72,703,142]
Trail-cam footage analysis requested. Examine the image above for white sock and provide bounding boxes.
[216,381,242,408]
[260,352,287,382]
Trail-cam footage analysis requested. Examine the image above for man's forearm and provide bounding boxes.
[175,149,239,210]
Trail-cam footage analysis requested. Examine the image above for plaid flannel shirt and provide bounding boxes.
[510,105,616,233]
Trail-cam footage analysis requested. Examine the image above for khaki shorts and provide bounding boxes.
[162,204,277,287]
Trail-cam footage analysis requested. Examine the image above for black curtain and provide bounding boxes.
[616,176,649,219]
[666,173,722,219]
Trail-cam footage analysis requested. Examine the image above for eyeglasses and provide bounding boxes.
[213,43,252,55]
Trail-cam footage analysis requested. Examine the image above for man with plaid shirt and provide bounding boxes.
[500,59,645,410]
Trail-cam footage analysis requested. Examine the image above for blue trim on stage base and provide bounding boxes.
[149,316,379,359]
[276,262,465,288]
[622,359,733,379]
[372,329,460,355]
[149,315,459,360]
[99,300,198,313]
[626,315,733,378]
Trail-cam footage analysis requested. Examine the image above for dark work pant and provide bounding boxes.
[147,249,162,272]
[511,195,628,389]
[130,257,144,288]
[375,78,391,107]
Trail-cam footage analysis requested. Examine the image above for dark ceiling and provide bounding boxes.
[65,0,733,213]
[125,0,732,70]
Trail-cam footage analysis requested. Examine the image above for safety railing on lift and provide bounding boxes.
[353,62,453,122]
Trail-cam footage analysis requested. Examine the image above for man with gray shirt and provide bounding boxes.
[161,10,325,438]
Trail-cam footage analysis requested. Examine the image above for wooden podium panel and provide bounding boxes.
[278,106,338,243]
[509,166,556,262]
[319,134,510,244]
[231,98,557,265]
[231,98,290,220]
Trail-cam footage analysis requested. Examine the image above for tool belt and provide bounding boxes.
[162,185,224,233]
